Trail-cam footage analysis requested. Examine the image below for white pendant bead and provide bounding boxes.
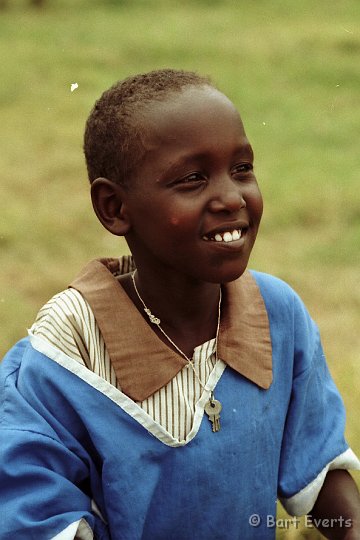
[144,308,161,325]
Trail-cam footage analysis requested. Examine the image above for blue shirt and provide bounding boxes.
[0,266,358,539]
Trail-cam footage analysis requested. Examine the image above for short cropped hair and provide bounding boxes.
[84,69,212,187]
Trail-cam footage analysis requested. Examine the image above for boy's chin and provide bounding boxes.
[205,262,250,285]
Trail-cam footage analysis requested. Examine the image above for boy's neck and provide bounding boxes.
[118,269,222,356]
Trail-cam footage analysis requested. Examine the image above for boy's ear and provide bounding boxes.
[90,177,131,236]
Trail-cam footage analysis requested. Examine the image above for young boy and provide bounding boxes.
[0,69,359,540]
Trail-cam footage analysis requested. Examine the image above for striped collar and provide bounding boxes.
[70,257,272,401]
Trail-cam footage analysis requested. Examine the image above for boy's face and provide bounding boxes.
[123,85,263,284]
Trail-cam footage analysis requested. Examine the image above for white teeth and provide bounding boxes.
[204,228,243,242]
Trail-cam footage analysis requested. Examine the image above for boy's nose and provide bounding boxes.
[207,179,246,214]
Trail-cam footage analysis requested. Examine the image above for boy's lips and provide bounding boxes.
[202,223,249,244]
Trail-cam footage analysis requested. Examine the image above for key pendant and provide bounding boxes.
[204,398,222,432]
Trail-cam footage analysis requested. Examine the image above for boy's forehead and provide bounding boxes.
[139,86,245,146]
[143,86,239,121]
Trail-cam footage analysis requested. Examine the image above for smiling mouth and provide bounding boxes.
[202,228,245,243]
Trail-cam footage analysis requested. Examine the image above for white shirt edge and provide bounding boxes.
[280,447,360,516]
[51,518,93,540]
[28,332,226,447]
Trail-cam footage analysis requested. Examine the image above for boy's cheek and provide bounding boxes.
[169,216,180,226]
[250,190,264,223]
[167,215,194,233]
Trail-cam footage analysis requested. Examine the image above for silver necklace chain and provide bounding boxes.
[131,269,222,393]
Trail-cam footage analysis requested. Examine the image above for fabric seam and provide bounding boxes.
[29,332,226,447]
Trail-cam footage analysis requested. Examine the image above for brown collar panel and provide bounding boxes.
[70,258,272,401]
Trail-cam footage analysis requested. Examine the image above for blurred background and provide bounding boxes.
[0,1,359,537]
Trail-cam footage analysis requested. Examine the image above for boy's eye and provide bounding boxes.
[183,172,204,182]
[176,172,206,185]
[232,163,254,176]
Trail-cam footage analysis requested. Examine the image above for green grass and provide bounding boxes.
[1,1,359,537]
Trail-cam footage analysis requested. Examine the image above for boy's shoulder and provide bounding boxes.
[31,287,88,330]
[29,287,95,368]
[248,269,310,321]
[249,269,300,300]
